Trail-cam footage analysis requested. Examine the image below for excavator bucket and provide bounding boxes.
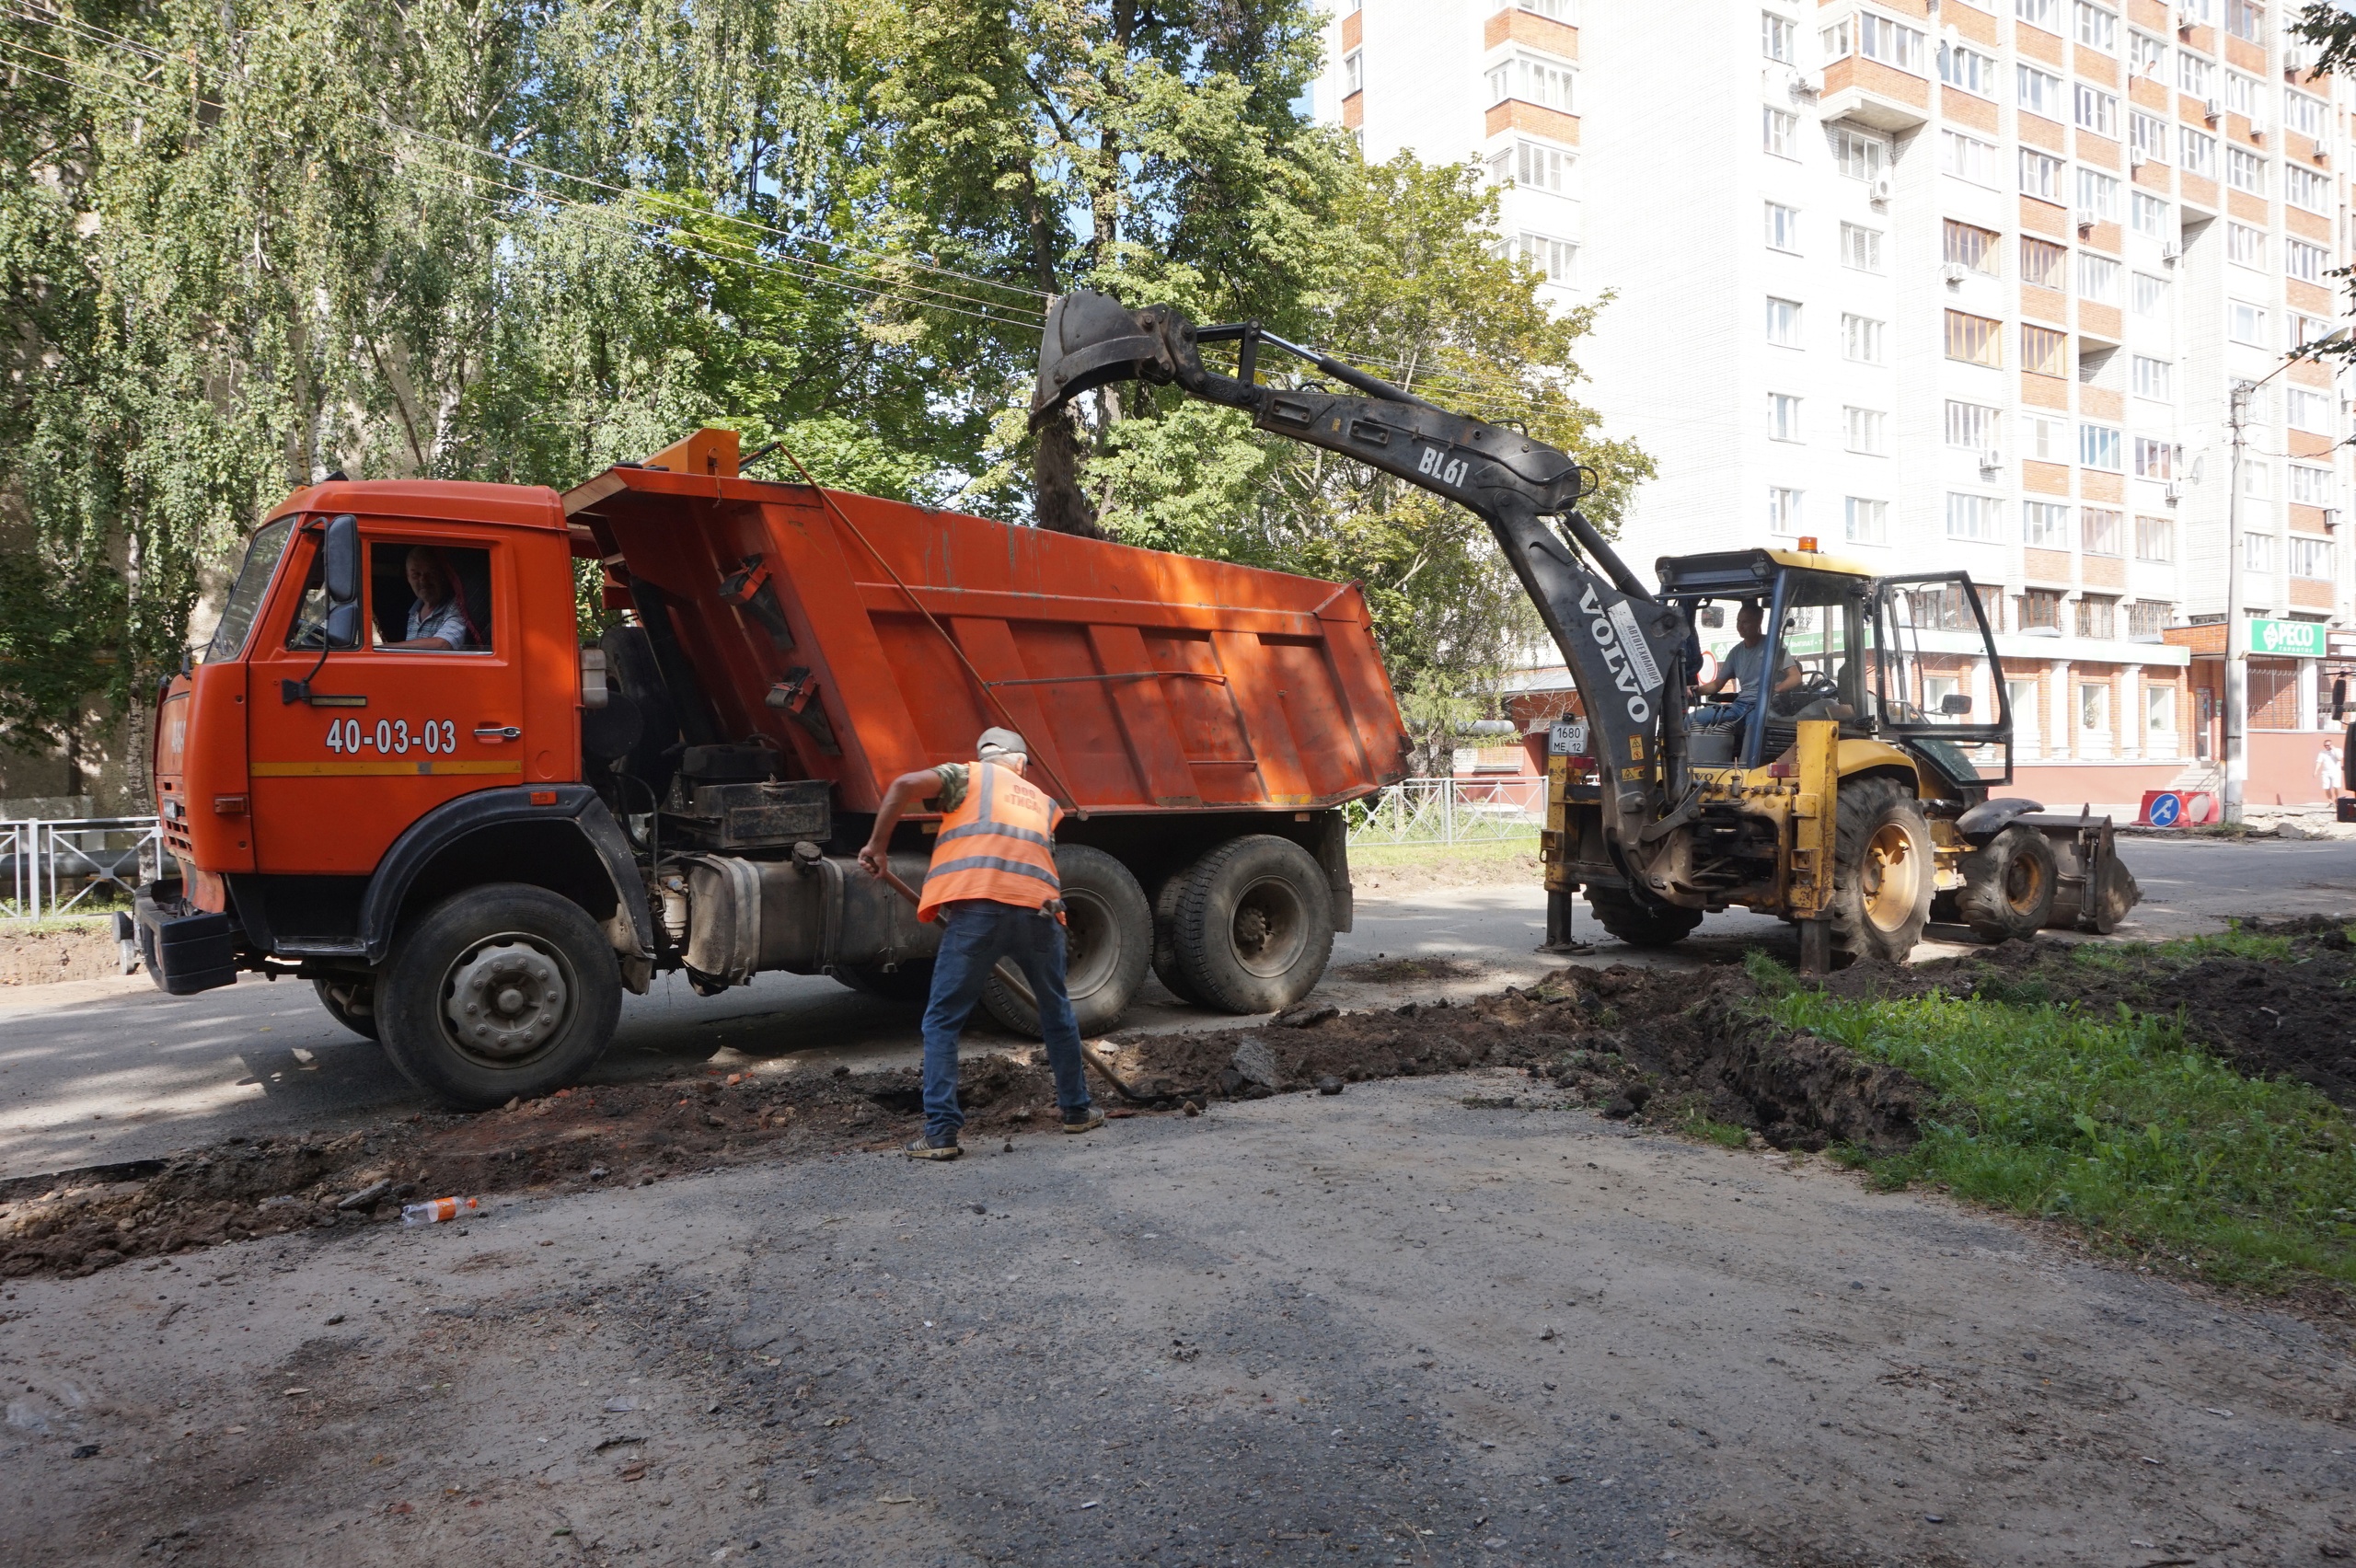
[1031,293,1171,429]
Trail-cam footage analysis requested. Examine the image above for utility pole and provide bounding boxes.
[2224,379,2249,824]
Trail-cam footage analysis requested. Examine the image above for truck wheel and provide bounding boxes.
[838,962,935,1004]
[1829,778,1934,963]
[1955,824,2057,943]
[313,976,381,1041]
[979,846,1152,1037]
[1172,836,1334,1014]
[1151,870,1203,1005]
[1585,885,1703,948]
[376,883,622,1110]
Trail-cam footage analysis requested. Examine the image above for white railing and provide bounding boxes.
[1,817,159,921]
[1345,777,1546,846]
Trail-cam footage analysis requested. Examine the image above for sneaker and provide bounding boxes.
[1061,1107,1105,1135]
[903,1132,963,1160]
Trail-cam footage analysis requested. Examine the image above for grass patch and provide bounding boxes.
[1349,834,1538,872]
[0,914,116,938]
[2068,921,2304,972]
[1752,959,2356,1293]
[1681,1112,1752,1149]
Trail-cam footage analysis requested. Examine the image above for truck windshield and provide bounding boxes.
[202,517,297,663]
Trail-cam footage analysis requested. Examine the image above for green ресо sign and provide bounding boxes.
[2246,617,2327,658]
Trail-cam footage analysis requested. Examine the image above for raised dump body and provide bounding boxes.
[137,428,1410,1107]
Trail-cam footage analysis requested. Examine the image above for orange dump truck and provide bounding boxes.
[140,430,1410,1106]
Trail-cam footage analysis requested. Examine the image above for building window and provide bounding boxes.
[1843,313,1886,363]
[2229,300,2267,346]
[1344,51,1363,95]
[1765,295,1803,346]
[2131,191,2170,237]
[2020,148,2063,202]
[2133,438,2180,479]
[2285,164,2331,213]
[2225,146,2267,196]
[2022,323,2068,376]
[2020,236,2067,289]
[1942,130,2002,187]
[1762,10,1796,61]
[2078,251,2122,305]
[1499,0,1574,15]
[2082,506,2124,555]
[1845,497,1889,544]
[2224,0,2262,43]
[2078,596,2119,641]
[2243,531,2273,572]
[2131,355,2172,399]
[2017,64,2065,120]
[1514,233,1577,283]
[1944,219,2001,274]
[2073,82,2119,137]
[2024,412,2069,461]
[2142,675,2176,725]
[1946,309,2004,365]
[2287,237,2327,283]
[2292,311,2337,352]
[2289,536,2335,579]
[2177,52,2215,98]
[2135,515,2174,561]
[2078,680,2112,731]
[1844,407,1888,455]
[2131,271,2168,315]
[1767,392,1803,442]
[1831,128,1888,183]
[2129,30,2166,76]
[2286,91,2327,138]
[2079,422,2124,471]
[1765,202,1802,252]
[2024,500,2071,546]
[2226,225,2270,274]
[1946,492,2005,541]
[1841,222,1883,272]
[1822,13,1927,73]
[2075,0,2118,51]
[2130,113,2169,168]
[2179,128,2217,179]
[1487,53,1576,111]
[2017,0,2060,28]
[2242,459,2269,498]
[2076,167,2123,222]
[1767,486,1804,535]
[2289,464,2334,504]
[1493,140,1573,191]
[2016,587,2065,628]
[1763,106,1799,158]
[1939,42,2000,97]
[1946,400,2000,449]
[2287,386,2332,432]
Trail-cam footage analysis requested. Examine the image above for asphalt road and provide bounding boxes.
[1,836,2348,1182]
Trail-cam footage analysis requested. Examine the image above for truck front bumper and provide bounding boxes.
[133,885,240,996]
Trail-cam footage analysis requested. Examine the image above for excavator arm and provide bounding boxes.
[1032,290,1692,862]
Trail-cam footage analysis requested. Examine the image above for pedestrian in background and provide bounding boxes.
[2321,735,2346,805]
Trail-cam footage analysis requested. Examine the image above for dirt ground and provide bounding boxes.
[0,925,121,988]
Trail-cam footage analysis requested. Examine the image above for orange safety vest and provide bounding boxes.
[916,760,1064,922]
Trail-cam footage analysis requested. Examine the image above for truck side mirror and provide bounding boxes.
[323,513,361,605]
[1939,692,1973,716]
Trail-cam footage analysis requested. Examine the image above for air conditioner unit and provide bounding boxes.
[1979,448,2003,471]
[1871,176,1893,202]
[1794,70,1823,97]
[2160,237,2182,261]
[2285,46,2309,73]
[2164,479,2183,502]
[2130,150,2149,169]
[1941,260,1970,283]
[2326,507,2341,532]
[2248,117,2269,138]
[2073,208,2098,230]
[2203,98,2223,122]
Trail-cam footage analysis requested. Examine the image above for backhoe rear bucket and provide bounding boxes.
[1031,292,1170,429]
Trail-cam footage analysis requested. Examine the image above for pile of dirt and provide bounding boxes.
[1854,920,2356,1110]
[2,963,1934,1279]
[0,923,122,986]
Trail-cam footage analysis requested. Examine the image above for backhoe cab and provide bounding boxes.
[1034,292,2138,967]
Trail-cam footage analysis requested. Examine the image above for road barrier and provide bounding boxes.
[1,817,159,921]
[1344,778,1545,847]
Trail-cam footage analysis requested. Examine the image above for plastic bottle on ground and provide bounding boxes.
[400,1196,480,1227]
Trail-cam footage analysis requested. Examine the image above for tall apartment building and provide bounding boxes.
[1321,0,2356,808]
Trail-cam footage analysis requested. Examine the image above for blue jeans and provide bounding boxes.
[919,902,1091,1139]
[1691,696,1757,730]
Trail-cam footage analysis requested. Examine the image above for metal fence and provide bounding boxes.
[1344,777,1546,847]
[1,817,159,921]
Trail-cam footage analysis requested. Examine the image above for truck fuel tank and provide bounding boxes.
[680,847,939,987]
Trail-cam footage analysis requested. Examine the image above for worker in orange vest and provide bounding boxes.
[859,727,1103,1159]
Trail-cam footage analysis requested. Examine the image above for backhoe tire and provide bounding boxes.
[979,846,1152,1038]
[1828,778,1934,964]
[1151,870,1203,1005]
[314,975,381,1041]
[838,962,935,1004]
[1585,885,1703,949]
[376,882,621,1110]
[1955,824,2058,943]
[1171,835,1334,1015]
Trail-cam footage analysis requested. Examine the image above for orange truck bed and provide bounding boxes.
[563,431,1411,816]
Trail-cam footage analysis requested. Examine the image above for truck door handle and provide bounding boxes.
[474,725,522,742]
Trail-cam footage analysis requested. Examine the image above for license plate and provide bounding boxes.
[1548,721,1589,756]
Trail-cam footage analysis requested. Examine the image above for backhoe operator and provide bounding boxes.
[1691,601,1802,730]
[858,727,1103,1160]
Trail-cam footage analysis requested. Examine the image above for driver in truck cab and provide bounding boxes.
[858,727,1103,1161]
[1690,601,1802,731]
